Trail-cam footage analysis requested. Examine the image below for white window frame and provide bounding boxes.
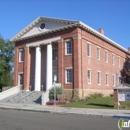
[113,74,115,86]
[112,53,115,65]
[18,73,23,85]
[97,71,101,85]
[65,39,72,55]
[118,56,120,67]
[87,69,91,84]
[19,49,24,62]
[65,68,73,84]
[97,47,100,60]
[87,43,91,57]
[52,48,57,60]
[106,73,109,86]
[105,50,108,63]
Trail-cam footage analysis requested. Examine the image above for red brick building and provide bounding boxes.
[11,16,130,99]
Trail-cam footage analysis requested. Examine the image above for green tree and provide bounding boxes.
[0,35,14,91]
[120,55,130,84]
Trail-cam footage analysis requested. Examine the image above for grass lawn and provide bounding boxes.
[64,97,114,109]
[64,96,130,109]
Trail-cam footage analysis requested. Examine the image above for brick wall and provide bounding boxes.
[14,27,129,98]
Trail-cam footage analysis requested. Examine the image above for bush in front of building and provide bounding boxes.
[49,86,63,100]
[88,93,103,99]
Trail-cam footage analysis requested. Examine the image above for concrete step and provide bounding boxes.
[0,91,43,105]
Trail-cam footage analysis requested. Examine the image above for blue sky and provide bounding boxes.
[0,0,130,49]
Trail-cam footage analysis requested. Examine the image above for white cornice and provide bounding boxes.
[10,16,78,41]
[10,16,129,54]
[26,36,61,47]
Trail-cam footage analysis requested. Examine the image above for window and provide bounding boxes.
[118,57,120,67]
[19,49,24,62]
[97,47,100,60]
[19,74,23,85]
[87,70,91,84]
[106,74,109,85]
[123,58,125,67]
[87,43,91,57]
[113,75,115,86]
[65,69,72,83]
[65,40,72,55]
[105,51,108,63]
[53,48,57,60]
[112,54,115,65]
[97,72,101,85]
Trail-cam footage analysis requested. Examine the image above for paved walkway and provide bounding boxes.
[0,103,130,118]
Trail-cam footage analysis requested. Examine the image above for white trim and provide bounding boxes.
[65,40,72,55]
[26,37,61,47]
[65,39,72,42]
[18,73,23,86]
[65,68,73,84]
[19,49,24,62]
[112,53,115,65]
[10,16,129,55]
[105,50,108,63]
[18,72,23,74]
[10,16,78,41]
[79,21,128,53]
[87,43,91,57]
[97,47,100,60]
[65,67,73,69]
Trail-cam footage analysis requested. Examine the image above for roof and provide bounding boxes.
[10,16,129,54]
[114,83,130,90]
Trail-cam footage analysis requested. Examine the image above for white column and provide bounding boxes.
[46,43,52,90]
[34,46,41,91]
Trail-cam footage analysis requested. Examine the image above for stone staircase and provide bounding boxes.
[0,91,43,105]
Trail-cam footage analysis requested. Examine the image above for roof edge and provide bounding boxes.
[10,16,79,42]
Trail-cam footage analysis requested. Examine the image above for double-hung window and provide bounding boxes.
[97,72,101,85]
[19,74,23,85]
[65,40,72,55]
[105,51,108,63]
[87,70,91,84]
[19,49,24,62]
[65,69,72,83]
[113,75,115,86]
[53,48,57,60]
[112,54,115,65]
[97,47,100,60]
[106,74,109,86]
[87,43,91,57]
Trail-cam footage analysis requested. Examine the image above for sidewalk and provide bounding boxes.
[0,103,130,119]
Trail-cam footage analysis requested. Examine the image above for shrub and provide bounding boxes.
[89,93,103,99]
[109,93,114,97]
[49,86,63,100]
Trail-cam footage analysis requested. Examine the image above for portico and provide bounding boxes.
[26,37,60,91]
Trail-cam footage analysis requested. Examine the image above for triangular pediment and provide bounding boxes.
[11,16,79,41]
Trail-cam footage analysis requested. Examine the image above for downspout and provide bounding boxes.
[72,37,74,99]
